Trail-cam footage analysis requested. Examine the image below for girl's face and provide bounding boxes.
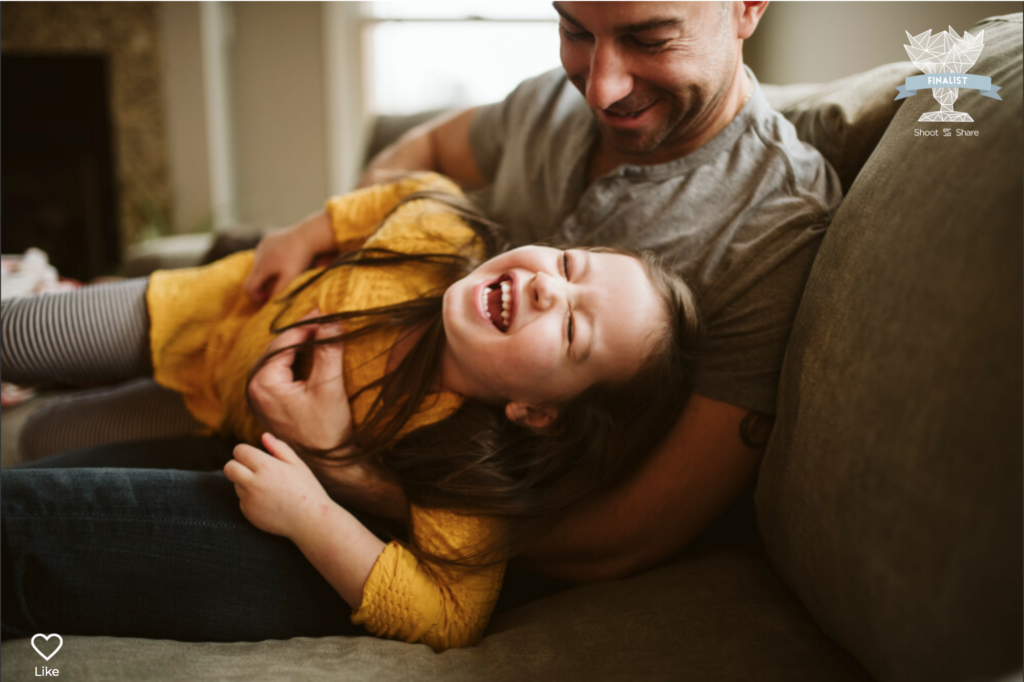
[441,245,667,421]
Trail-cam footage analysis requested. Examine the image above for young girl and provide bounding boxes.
[1,173,702,650]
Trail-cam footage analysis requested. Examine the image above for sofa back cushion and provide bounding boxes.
[756,14,1023,682]
[762,62,919,192]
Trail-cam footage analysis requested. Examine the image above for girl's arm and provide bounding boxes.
[290,494,386,610]
[224,433,385,610]
[350,506,505,651]
[225,433,505,650]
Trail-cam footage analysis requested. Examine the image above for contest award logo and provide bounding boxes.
[897,26,1002,122]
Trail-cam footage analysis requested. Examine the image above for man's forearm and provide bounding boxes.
[516,395,769,583]
[360,127,437,188]
[359,107,486,190]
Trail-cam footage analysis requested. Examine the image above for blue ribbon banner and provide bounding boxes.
[895,73,1003,101]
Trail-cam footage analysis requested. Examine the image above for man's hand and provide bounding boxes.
[225,432,333,540]
[243,210,336,303]
[248,312,351,452]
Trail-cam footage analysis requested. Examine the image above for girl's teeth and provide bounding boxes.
[500,281,511,324]
[481,278,512,330]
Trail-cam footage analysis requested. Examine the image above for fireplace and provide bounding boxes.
[2,54,121,281]
[0,1,172,280]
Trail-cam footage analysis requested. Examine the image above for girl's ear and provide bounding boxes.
[505,401,559,430]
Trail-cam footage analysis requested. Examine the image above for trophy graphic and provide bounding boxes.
[904,27,985,122]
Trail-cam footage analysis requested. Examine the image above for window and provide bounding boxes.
[364,1,560,115]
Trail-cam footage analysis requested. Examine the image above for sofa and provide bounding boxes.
[2,13,1020,682]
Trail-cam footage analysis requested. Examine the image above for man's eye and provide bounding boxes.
[629,36,669,49]
[563,252,571,280]
[560,26,589,43]
[567,314,574,344]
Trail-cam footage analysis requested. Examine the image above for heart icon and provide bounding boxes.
[31,633,63,661]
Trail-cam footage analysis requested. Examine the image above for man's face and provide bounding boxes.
[555,2,741,158]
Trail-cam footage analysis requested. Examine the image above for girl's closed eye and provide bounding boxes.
[562,252,574,345]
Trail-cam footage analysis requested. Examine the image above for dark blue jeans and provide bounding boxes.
[1,437,361,642]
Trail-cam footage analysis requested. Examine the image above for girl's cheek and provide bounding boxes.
[513,336,554,370]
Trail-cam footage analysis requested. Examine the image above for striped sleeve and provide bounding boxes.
[1,278,151,386]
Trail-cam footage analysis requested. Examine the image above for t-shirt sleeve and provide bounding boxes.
[469,69,565,184]
[351,507,506,651]
[324,173,463,249]
[681,107,843,416]
[690,216,829,416]
[468,101,506,184]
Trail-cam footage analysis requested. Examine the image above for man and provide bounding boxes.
[244,1,842,583]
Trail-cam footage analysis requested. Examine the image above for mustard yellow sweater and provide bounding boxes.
[147,174,505,650]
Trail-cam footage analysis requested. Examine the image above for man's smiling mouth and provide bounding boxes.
[604,99,658,119]
[482,275,513,332]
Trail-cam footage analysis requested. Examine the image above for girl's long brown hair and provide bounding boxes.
[246,186,703,567]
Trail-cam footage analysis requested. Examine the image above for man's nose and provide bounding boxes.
[586,40,633,111]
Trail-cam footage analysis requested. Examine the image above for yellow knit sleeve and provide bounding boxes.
[325,172,463,249]
[351,506,506,651]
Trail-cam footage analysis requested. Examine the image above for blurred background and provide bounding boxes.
[0,1,1015,281]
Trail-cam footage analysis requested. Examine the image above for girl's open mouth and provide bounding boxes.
[481,275,513,332]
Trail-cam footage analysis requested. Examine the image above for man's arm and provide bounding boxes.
[315,394,771,583]
[359,107,487,190]
[514,394,771,583]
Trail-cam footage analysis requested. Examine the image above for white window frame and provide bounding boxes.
[323,2,559,193]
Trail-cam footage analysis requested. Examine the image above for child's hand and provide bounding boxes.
[224,433,332,540]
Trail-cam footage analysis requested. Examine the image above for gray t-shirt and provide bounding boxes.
[468,68,842,415]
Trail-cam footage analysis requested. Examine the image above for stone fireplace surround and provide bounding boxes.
[1,1,171,254]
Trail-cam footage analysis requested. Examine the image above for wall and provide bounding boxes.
[1,1,171,247]
[158,1,335,233]
[230,2,329,229]
[746,2,1017,83]
[158,3,211,234]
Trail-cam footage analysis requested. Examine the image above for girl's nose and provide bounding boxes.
[530,272,563,311]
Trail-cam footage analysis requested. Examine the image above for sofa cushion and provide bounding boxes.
[762,62,919,191]
[757,13,1023,682]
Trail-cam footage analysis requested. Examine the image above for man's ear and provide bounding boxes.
[505,402,559,431]
[738,1,769,40]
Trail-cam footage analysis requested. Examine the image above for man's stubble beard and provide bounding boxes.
[597,92,697,158]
